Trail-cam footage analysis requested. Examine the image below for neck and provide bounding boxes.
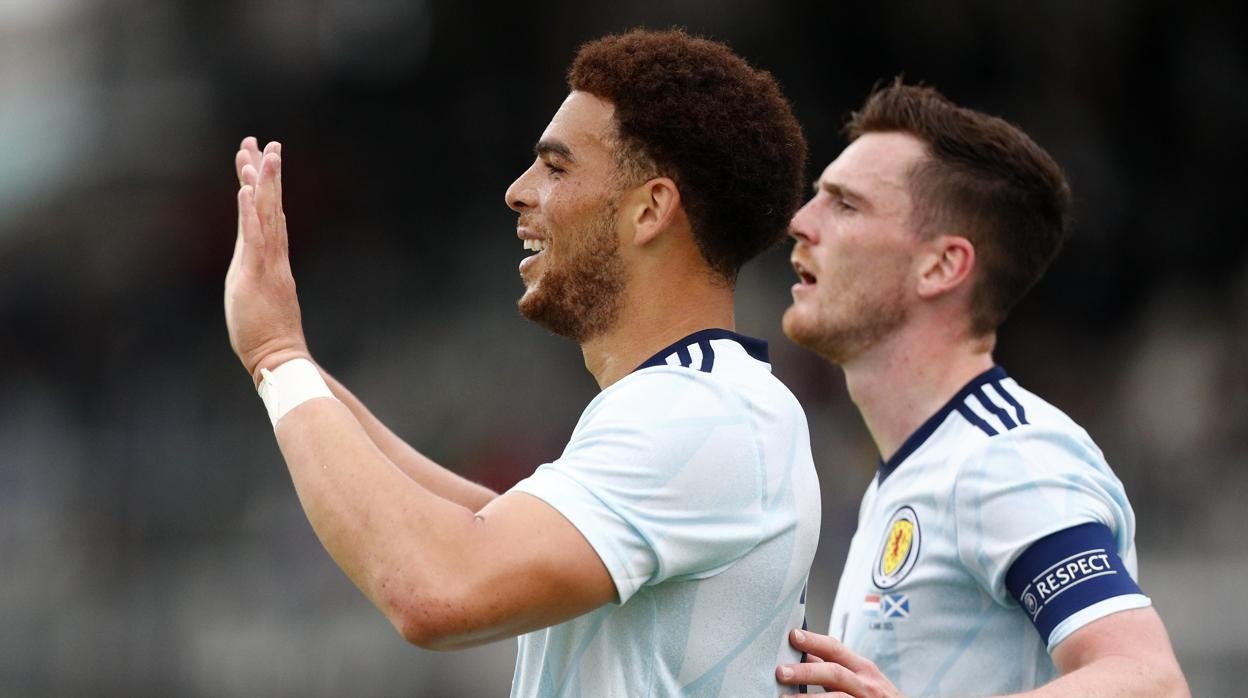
[841,321,995,463]
[581,273,736,389]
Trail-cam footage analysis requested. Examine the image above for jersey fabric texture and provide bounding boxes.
[509,329,822,697]
[827,366,1150,697]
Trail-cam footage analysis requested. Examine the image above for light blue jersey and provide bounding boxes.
[828,367,1150,697]
[510,329,821,697]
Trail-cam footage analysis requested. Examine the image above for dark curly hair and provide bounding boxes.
[568,29,807,283]
[846,80,1072,335]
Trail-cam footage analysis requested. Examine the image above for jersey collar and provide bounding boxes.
[877,365,1008,484]
[633,328,769,373]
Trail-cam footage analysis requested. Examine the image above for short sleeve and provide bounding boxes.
[953,424,1141,611]
[509,369,767,604]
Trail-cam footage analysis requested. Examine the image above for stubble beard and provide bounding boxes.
[784,285,908,366]
[517,204,627,344]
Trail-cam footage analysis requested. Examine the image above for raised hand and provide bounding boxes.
[777,629,904,698]
[225,138,311,384]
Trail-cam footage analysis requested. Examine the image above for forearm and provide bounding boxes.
[270,396,608,649]
[273,396,494,645]
[1005,655,1189,698]
[318,368,497,511]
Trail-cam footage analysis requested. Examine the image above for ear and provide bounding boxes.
[916,235,975,300]
[625,177,682,247]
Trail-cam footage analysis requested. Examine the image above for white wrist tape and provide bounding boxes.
[257,358,336,428]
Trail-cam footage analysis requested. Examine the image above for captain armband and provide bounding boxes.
[1004,522,1151,649]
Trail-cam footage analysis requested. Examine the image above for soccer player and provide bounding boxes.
[224,30,821,695]
[774,81,1189,696]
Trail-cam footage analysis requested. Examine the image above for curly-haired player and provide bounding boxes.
[225,29,820,695]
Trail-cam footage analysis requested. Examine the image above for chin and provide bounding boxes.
[781,307,814,346]
[783,309,849,364]
[516,289,586,342]
[516,288,546,325]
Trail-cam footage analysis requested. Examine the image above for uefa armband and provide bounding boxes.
[257,358,337,428]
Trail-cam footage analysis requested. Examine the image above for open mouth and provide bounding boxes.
[518,235,548,276]
[522,238,548,254]
[793,260,816,285]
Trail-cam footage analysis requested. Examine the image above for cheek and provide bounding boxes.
[818,243,903,305]
[542,186,591,229]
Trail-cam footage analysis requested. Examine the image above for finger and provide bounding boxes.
[255,153,281,240]
[235,149,251,185]
[790,630,870,673]
[273,149,286,254]
[242,136,262,168]
[263,141,283,206]
[777,661,864,694]
[238,185,266,269]
[237,136,263,185]
[241,163,258,187]
[234,182,247,256]
[261,142,283,216]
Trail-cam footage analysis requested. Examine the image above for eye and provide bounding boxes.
[833,195,856,212]
[542,160,566,176]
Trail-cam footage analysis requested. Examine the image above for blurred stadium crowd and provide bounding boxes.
[1,0,1244,695]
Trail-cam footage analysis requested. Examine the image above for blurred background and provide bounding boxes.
[1,0,1245,695]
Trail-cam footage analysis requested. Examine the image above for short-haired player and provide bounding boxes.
[775,81,1189,697]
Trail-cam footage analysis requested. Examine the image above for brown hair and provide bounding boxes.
[847,79,1072,335]
[568,29,807,283]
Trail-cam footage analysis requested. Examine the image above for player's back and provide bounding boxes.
[512,330,821,696]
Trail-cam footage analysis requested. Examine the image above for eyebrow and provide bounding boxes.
[535,139,576,164]
[814,179,869,207]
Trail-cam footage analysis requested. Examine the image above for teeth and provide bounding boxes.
[793,261,815,284]
[523,239,547,252]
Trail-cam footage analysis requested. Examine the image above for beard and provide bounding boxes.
[517,203,627,344]
[783,281,908,365]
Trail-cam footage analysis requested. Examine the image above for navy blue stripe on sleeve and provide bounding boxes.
[1005,522,1142,644]
[698,339,715,373]
[675,345,692,367]
[955,403,998,436]
[991,379,1029,425]
[973,387,1017,429]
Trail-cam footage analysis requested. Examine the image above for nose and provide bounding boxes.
[788,196,819,245]
[505,161,538,213]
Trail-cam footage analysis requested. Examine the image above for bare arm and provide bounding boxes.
[225,139,616,648]
[1021,606,1188,698]
[272,394,615,649]
[777,607,1189,697]
[319,369,497,511]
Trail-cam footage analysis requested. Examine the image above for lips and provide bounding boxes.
[517,227,549,255]
[793,259,817,286]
